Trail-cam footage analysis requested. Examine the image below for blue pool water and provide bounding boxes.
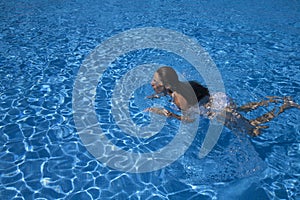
[1,0,300,199]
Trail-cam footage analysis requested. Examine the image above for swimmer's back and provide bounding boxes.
[187,81,210,103]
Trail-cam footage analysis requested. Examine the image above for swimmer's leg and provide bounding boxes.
[252,125,269,137]
[237,96,282,112]
[249,108,277,127]
[249,97,300,125]
[248,97,300,136]
[248,108,277,136]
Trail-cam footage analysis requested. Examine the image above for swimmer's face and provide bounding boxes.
[151,72,165,94]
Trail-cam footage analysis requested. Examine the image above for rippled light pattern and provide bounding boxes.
[0,0,300,199]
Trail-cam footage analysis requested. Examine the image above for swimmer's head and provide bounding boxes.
[151,66,180,94]
[151,66,210,107]
[151,70,165,94]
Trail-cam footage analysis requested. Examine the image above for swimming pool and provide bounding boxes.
[1,0,300,199]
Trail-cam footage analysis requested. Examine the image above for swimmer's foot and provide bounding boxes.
[278,97,300,115]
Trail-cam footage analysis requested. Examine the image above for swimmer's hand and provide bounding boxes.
[180,116,195,123]
[145,107,194,122]
[145,94,159,99]
[144,107,171,116]
[146,93,166,99]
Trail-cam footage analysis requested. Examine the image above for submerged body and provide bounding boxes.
[147,66,300,136]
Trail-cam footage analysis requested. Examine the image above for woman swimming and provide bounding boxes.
[146,66,300,136]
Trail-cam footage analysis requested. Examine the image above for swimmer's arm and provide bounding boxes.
[145,93,166,99]
[145,107,194,122]
[146,94,161,99]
